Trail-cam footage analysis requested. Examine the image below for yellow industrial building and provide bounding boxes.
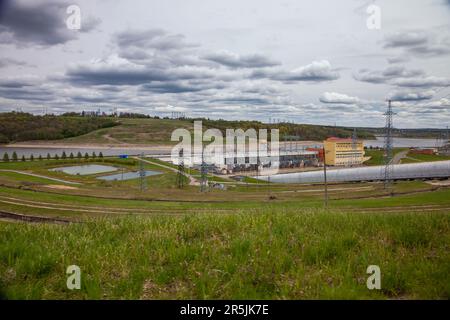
[323,137,365,166]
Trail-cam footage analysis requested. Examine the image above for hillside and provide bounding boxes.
[1,113,376,146]
[0,112,118,144]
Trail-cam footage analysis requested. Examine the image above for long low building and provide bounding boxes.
[255,160,450,184]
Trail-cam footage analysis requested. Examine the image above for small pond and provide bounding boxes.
[97,170,162,181]
[49,164,118,175]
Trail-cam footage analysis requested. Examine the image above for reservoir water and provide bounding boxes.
[0,137,446,158]
[49,164,118,175]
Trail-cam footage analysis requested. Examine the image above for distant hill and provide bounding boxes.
[357,127,449,139]
[0,112,403,145]
[196,118,376,141]
[0,112,119,144]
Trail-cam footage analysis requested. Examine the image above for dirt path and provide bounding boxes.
[392,150,409,164]
[0,169,82,185]
[0,210,72,224]
[276,186,374,193]
[0,195,234,216]
[102,134,125,145]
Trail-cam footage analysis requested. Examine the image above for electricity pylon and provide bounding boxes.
[139,152,147,191]
[383,100,396,190]
[176,148,186,189]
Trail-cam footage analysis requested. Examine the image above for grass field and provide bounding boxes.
[401,152,450,164]
[1,210,449,299]
[51,118,194,145]
[364,148,408,166]
[0,157,449,299]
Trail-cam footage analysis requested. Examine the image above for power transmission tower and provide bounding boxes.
[176,148,186,189]
[200,147,208,192]
[383,100,396,191]
[139,152,147,191]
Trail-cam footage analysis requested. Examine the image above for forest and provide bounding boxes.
[0,112,118,143]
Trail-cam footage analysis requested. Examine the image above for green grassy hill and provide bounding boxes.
[1,112,376,145]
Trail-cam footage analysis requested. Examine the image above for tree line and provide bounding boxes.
[0,112,119,143]
[2,151,104,162]
[194,118,375,141]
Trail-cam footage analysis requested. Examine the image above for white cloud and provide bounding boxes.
[319,92,359,104]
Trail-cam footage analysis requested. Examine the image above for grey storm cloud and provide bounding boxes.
[0,0,449,128]
[387,56,410,64]
[0,0,75,46]
[0,58,29,68]
[392,76,450,88]
[0,77,37,88]
[388,90,434,101]
[354,66,424,84]
[384,31,450,57]
[0,0,99,46]
[140,80,227,94]
[203,51,280,69]
[384,32,428,48]
[113,29,198,51]
[210,97,272,105]
[79,16,101,33]
[0,85,55,102]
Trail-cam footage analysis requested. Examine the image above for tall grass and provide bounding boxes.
[0,209,449,299]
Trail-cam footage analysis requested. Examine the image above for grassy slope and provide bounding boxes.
[0,158,449,300]
[401,152,450,164]
[363,148,409,166]
[61,118,194,145]
[19,117,376,146]
[0,211,448,299]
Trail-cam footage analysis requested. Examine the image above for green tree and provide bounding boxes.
[3,152,9,162]
[47,153,51,160]
[30,154,34,161]
[12,152,18,161]
[77,152,82,159]
[62,151,67,159]
[21,155,26,161]
[92,152,96,158]
[69,152,74,159]
[84,152,89,160]
[99,152,103,158]
[38,155,43,161]
[54,154,59,160]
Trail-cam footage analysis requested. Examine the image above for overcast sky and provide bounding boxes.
[0,0,449,128]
